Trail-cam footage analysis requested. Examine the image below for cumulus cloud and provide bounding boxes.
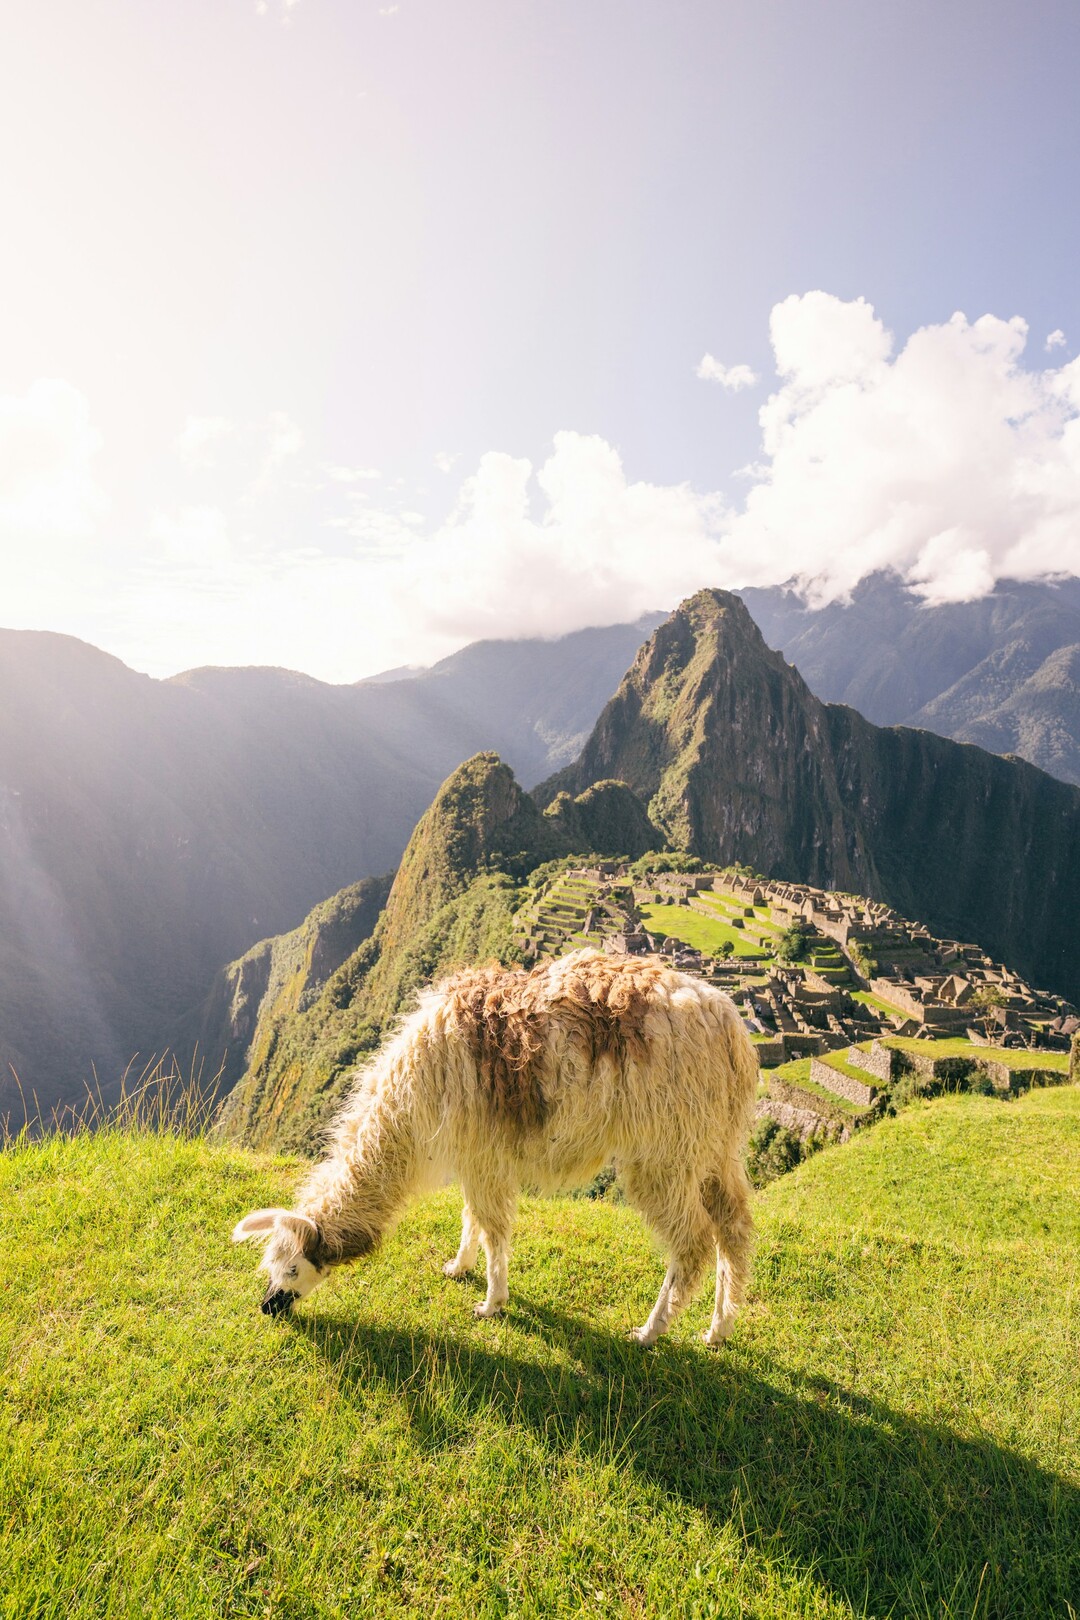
[175,411,303,496]
[695,354,758,391]
[383,434,726,647]
[1046,329,1067,352]
[715,293,1080,605]
[12,294,1080,681]
[0,379,105,540]
[175,416,235,467]
[111,432,728,680]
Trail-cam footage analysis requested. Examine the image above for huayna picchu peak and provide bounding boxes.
[538,589,1080,1003]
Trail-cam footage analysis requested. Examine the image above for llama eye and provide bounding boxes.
[286,1266,298,1279]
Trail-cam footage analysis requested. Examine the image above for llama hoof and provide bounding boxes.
[702,1325,732,1349]
[630,1325,658,1347]
[473,1300,506,1319]
[442,1259,469,1279]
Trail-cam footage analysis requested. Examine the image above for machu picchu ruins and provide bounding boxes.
[513,860,1076,1150]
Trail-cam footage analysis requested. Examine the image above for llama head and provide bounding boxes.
[231,1208,329,1316]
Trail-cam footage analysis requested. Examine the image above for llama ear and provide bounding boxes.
[231,1208,293,1243]
[279,1213,321,1253]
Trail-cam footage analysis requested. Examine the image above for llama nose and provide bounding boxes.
[260,1287,297,1317]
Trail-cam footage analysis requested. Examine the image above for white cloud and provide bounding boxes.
[385,434,726,648]
[434,450,459,473]
[0,379,107,565]
[12,294,1080,682]
[695,354,757,391]
[175,416,236,467]
[715,293,1080,605]
[175,412,303,495]
[1046,329,1067,352]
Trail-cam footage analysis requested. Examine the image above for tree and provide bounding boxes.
[970,984,1006,1040]
[776,924,809,964]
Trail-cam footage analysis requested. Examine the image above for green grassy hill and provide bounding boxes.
[4,1087,1078,1618]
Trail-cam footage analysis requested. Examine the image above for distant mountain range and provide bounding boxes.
[0,618,658,1114]
[741,573,1080,785]
[5,581,1080,1120]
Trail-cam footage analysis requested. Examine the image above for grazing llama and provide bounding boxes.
[233,949,757,1346]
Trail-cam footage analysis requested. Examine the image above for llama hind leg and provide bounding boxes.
[701,1163,755,1348]
[466,1183,516,1319]
[442,1202,480,1279]
[622,1166,715,1347]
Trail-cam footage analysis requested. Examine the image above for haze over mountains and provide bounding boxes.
[0,618,656,1113]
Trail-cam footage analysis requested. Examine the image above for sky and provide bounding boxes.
[2,0,1080,681]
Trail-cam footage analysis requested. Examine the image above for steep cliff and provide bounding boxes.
[187,872,392,1097]
[541,590,1080,1000]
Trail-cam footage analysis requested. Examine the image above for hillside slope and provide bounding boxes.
[182,872,394,1099]
[742,572,1080,783]
[3,1086,1077,1618]
[542,589,1080,1001]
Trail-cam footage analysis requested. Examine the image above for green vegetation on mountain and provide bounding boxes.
[4,1085,1077,1618]
[217,755,658,1152]
[542,777,662,858]
[541,588,1080,1001]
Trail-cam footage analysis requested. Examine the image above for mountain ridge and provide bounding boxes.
[741,573,1080,784]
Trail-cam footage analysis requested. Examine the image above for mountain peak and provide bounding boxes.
[547,596,1080,999]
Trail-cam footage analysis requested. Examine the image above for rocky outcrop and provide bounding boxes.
[543,779,663,859]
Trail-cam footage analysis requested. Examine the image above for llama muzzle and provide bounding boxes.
[260,1286,298,1317]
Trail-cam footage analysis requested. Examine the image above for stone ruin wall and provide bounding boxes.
[846,1041,894,1084]
[809,1056,876,1109]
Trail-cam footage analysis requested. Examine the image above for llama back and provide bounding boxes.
[422,950,757,1164]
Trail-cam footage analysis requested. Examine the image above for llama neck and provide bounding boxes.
[298,1081,421,1264]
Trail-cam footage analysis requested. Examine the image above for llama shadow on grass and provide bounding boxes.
[295,1301,1080,1619]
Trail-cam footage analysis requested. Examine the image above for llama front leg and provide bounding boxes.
[442,1202,480,1279]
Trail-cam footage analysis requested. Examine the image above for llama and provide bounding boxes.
[232,949,757,1346]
